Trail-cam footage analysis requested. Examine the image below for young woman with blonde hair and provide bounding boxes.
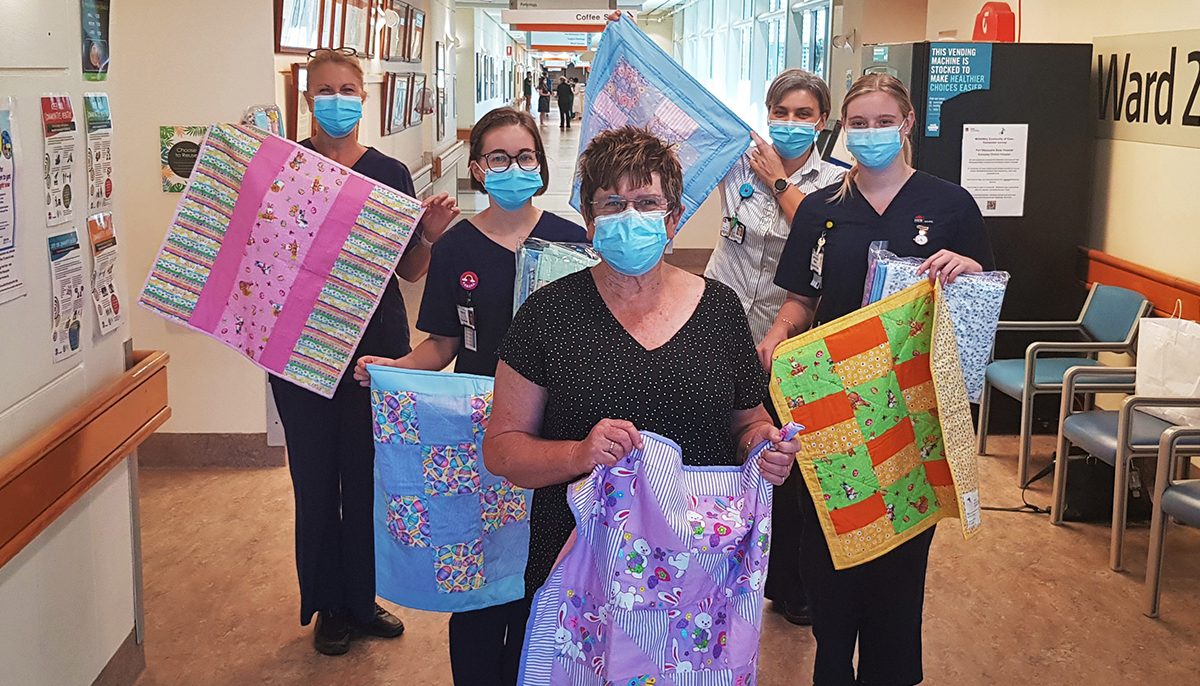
[766,73,995,685]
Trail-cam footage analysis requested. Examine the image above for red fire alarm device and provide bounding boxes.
[973,2,1016,42]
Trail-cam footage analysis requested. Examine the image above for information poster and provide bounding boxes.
[48,230,85,362]
[160,125,205,193]
[83,93,113,212]
[0,97,25,305]
[81,0,111,81]
[925,43,992,137]
[961,124,1029,217]
[86,211,122,334]
[41,95,77,226]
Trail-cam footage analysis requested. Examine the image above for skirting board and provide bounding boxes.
[92,628,144,686]
[138,433,285,469]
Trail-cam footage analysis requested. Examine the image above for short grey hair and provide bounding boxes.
[765,68,832,116]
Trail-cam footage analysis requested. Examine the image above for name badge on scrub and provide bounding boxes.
[457,305,475,328]
[810,229,828,289]
[463,326,478,352]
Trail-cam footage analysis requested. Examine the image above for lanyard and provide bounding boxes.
[810,221,833,289]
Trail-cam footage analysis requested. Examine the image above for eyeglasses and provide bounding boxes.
[307,47,359,58]
[481,149,541,173]
[589,195,672,216]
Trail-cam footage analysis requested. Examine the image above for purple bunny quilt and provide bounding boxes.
[519,432,780,686]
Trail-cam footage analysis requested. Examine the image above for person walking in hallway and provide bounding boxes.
[537,76,551,126]
[268,47,459,657]
[556,77,574,130]
[522,71,532,112]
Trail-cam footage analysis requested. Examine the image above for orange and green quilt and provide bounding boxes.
[769,280,981,569]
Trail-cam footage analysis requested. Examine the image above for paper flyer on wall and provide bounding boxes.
[86,212,122,335]
[41,95,78,226]
[0,97,26,305]
[80,0,112,81]
[961,124,1028,217]
[160,126,206,193]
[83,93,114,212]
[48,230,85,362]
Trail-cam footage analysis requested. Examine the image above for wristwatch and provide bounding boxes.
[772,178,790,195]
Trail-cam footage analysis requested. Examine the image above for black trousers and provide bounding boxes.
[449,598,533,686]
[559,103,573,127]
[763,397,806,606]
[800,487,935,686]
[270,376,377,626]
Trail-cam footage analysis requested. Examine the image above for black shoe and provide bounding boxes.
[775,599,812,626]
[351,603,406,638]
[313,610,351,655]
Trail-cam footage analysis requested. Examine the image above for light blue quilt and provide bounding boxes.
[570,14,751,231]
[370,365,531,612]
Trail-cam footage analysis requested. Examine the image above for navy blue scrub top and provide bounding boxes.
[416,211,586,377]
[775,170,995,326]
[300,140,417,383]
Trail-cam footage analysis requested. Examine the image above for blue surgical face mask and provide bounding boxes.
[592,209,670,277]
[845,126,904,169]
[483,165,543,211]
[768,121,818,159]
[312,94,363,138]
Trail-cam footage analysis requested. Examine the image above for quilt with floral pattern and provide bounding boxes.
[369,365,531,612]
[138,124,423,398]
[769,281,982,570]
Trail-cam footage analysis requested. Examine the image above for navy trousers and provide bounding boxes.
[448,598,533,686]
[270,376,377,626]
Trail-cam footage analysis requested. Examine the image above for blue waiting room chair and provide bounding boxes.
[1052,365,1200,571]
[1145,426,1200,618]
[977,284,1152,487]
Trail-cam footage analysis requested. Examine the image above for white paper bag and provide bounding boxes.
[1135,317,1200,426]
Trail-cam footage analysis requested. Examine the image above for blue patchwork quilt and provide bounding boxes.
[571,14,751,231]
[369,365,531,612]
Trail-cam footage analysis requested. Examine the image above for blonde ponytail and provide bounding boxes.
[830,74,916,203]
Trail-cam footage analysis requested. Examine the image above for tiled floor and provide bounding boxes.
[133,122,1200,684]
[135,437,1200,685]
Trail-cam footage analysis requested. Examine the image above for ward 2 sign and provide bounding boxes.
[1094,30,1200,149]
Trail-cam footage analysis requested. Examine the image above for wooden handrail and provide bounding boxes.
[1080,248,1200,319]
[0,350,171,569]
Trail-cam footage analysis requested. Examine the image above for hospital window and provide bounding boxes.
[795,1,830,79]
[766,18,785,81]
[739,26,752,81]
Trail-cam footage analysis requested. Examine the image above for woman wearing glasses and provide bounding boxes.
[482,127,800,643]
[356,106,583,686]
[268,47,460,656]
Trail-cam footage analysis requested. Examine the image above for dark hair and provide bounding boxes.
[577,126,683,224]
[468,107,549,195]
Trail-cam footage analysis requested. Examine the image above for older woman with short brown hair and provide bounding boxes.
[482,127,799,612]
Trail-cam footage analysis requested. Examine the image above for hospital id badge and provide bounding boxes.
[457,304,475,328]
[810,247,824,274]
[463,326,478,352]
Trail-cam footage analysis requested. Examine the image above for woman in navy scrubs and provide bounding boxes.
[269,47,460,656]
[355,106,585,686]
[766,74,994,685]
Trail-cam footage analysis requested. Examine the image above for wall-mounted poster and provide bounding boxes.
[285,63,312,142]
[41,95,77,226]
[408,74,427,128]
[407,7,425,63]
[436,87,446,141]
[0,97,25,306]
[475,53,482,103]
[384,72,412,135]
[321,0,345,49]
[275,0,321,54]
[80,0,111,81]
[83,92,113,212]
[385,2,409,61]
[160,126,206,193]
[342,0,371,56]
